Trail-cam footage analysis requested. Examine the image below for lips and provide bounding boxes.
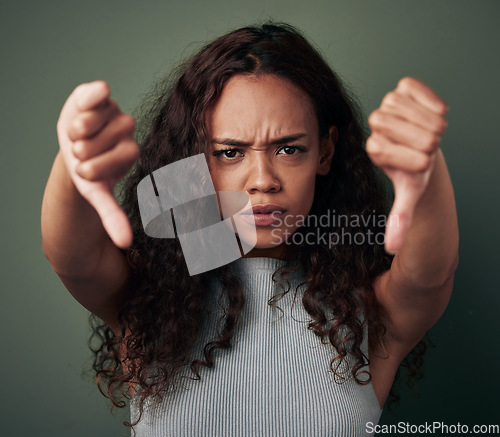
[242,204,287,215]
[239,204,287,227]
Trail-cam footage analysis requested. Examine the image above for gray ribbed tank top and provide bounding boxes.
[130,257,382,436]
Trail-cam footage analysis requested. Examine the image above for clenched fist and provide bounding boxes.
[366,77,448,254]
[57,81,139,248]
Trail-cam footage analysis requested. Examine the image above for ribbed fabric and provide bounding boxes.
[130,257,382,436]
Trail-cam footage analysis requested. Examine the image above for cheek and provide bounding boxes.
[208,167,227,192]
[208,160,244,192]
[289,172,317,213]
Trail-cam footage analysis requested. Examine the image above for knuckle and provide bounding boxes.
[118,113,136,132]
[73,83,92,110]
[129,142,140,160]
[73,140,86,160]
[366,141,386,167]
[440,100,449,115]
[69,118,84,139]
[435,117,448,134]
[118,140,139,162]
[79,112,95,133]
[381,91,398,107]
[73,83,88,95]
[415,153,431,172]
[365,137,381,155]
[72,113,94,138]
[81,162,99,181]
[397,76,414,91]
[95,80,110,96]
[368,111,382,126]
[422,134,440,152]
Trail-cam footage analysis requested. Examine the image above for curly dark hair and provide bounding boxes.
[87,22,425,432]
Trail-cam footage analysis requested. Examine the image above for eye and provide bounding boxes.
[212,148,244,160]
[277,145,306,155]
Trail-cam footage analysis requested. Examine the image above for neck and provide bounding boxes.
[241,243,288,260]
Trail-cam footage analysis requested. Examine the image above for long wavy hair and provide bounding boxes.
[88,22,425,432]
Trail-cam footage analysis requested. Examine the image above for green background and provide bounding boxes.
[1,1,499,435]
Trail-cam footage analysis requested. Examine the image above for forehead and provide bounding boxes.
[206,74,319,140]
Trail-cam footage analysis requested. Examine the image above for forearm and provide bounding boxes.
[41,152,110,277]
[393,149,459,288]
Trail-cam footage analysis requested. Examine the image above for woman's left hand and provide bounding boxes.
[366,77,448,254]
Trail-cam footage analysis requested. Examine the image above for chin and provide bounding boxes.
[243,244,287,259]
[238,227,297,258]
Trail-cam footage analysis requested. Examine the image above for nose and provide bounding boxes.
[245,154,281,194]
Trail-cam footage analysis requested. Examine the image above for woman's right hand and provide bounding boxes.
[57,81,139,248]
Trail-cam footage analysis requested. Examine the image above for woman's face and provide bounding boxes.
[206,74,335,258]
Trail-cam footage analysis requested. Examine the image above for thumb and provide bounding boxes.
[384,173,421,255]
[85,184,133,248]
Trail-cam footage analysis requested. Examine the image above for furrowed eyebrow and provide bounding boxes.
[270,133,308,145]
[212,133,308,147]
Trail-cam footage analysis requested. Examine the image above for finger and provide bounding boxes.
[396,77,448,116]
[72,113,135,161]
[383,173,424,254]
[58,81,111,138]
[73,80,111,112]
[76,138,139,181]
[380,91,448,135]
[385,193,415,255]
[368,111,441,153]
[366,134,432,173]
[385,211,408,255]
[67,99,120,142]
[84,185,133,248]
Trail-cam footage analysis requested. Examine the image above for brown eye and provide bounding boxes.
[224,150,239,158]
[277,145,306,155]
[212,148,244,160]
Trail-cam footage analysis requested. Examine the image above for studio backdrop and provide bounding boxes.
[1,1,498,436]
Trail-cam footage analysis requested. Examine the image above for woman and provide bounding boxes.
[41,22,458,436]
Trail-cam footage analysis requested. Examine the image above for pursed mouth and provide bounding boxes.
[242,205,287,215]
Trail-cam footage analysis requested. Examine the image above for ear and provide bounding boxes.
[316,126,337,176]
